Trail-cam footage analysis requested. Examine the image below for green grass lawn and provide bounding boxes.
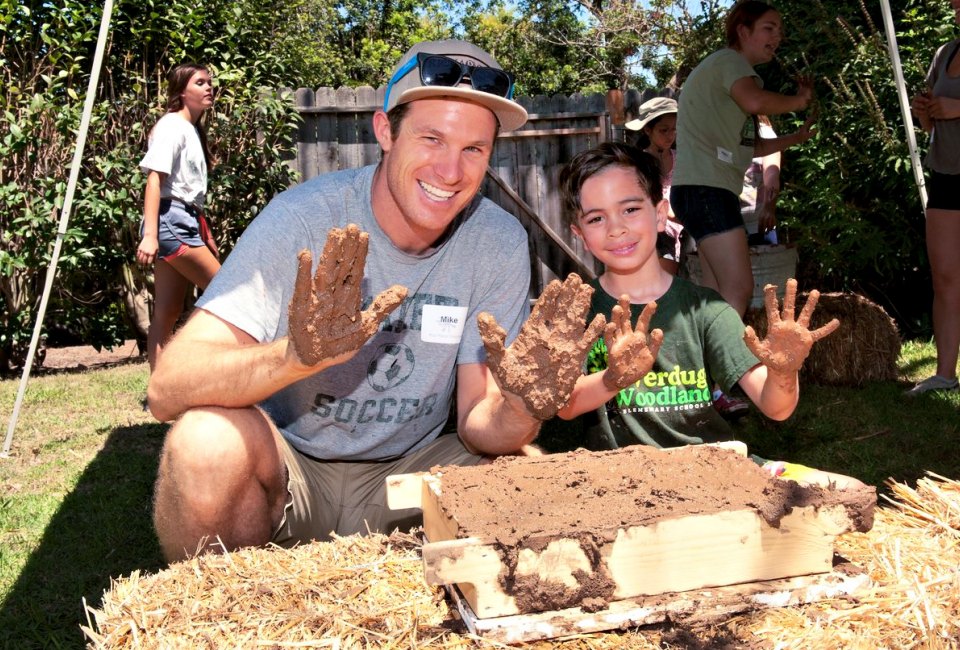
[1,341,958,648]
[0,362,165,649]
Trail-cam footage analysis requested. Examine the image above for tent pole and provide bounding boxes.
[2,0,117,458]
[879,0,928,211]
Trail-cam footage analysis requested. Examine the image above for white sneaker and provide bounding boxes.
[905,375,959,397]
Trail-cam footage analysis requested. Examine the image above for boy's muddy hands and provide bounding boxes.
[744,279,839,386]
[478,273,606,420]
[288,224,408,367]
[602,296,663,391]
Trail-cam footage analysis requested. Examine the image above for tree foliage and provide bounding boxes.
[1,0,952,373]
[0,0,300,374]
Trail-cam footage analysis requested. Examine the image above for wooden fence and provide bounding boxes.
[290,86,675,296]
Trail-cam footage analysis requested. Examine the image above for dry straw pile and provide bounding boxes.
[85,474,960,649]
[744,291,901,387]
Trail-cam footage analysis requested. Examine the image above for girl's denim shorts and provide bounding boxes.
[141,198,209,260]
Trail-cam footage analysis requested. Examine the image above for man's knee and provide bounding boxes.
[158,406,279,488]
[154,406,283,558]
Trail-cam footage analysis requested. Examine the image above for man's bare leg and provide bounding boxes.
[152,406,288,563]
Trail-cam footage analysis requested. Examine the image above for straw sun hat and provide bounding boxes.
[625,96,678,131]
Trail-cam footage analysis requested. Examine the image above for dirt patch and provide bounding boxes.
[38,340,145,373]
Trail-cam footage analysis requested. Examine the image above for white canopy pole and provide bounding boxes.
[879,0,928,210]
[2,0,116,458]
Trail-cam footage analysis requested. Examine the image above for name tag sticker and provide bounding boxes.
[421,305,469,344]
[716,146,733,163]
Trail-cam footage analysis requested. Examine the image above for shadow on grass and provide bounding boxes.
[0,423,167,649]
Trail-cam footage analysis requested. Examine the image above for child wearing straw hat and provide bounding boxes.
[626,97,684,275]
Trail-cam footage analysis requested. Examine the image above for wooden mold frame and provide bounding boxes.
[385,443,869,626]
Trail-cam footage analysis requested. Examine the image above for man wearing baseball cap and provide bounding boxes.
[146,41,567,562]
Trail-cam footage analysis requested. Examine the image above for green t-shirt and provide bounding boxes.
[673,48,761,195]
[582,276,759,450]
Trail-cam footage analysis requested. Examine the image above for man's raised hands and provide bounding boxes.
[288,224,407,367]
[478,273,606,420]
[744,279,839,383]
[602,296,663,391]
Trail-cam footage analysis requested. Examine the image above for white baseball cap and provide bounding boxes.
[383,40,528,132]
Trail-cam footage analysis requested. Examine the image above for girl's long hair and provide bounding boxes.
[164,62,213,168]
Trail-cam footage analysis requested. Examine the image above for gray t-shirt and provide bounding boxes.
[673,48,761,194]
[197,165,531,460]
[925,38,960,174]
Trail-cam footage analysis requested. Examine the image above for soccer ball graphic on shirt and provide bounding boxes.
[366,343,415,391]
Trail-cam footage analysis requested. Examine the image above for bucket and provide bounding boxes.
[683,244,798,309]
[748,245,798,308]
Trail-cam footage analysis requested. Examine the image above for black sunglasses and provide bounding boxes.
[383,52,515,111]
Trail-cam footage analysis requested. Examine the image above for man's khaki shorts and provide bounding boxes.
[271,433,484,546]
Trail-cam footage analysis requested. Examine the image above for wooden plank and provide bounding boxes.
[384,472,426,511]
[499,127,602,138]
[335,86,361,171]
[314,87,338,177]
[448,567,871,644]
[420,473,458,544]
[354,86,379,166]
[294,88,317,181]
[485,167,594,280]
[422,537,514,618]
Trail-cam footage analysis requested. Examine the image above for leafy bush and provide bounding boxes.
[770,0,950,338]
[0,0,300,375]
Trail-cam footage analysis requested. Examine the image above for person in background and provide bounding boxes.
[136,63,221,374]
[741,115,781,246]
[670,0,816,417]
[626,96,684,274]
[555,142,842,484]
[146,40,603,564]
[907,0,960,396]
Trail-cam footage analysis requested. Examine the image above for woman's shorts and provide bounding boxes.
[671,185,743,242]
[141,198,211,260]
[926,170,960,211]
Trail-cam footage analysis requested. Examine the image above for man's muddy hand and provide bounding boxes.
[288,224,407,367]
[478,273,606,420]
[744,278,839,379]
[603,296,663,391]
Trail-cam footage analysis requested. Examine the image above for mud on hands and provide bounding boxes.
[744,278,839,387]
[288,224,408,367]
[602,296,664,391]
[477,273,606,420]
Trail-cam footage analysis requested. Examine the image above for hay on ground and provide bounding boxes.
[85,474,960,648]
[743,291,901,386]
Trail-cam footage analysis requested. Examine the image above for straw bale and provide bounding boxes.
[737,472,960,649]
[743,291,901,386]
[86,474,960,649]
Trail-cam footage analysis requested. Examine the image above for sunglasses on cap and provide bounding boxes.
[382,52,515,112]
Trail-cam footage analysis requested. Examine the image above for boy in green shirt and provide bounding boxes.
[556,142,838,454]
